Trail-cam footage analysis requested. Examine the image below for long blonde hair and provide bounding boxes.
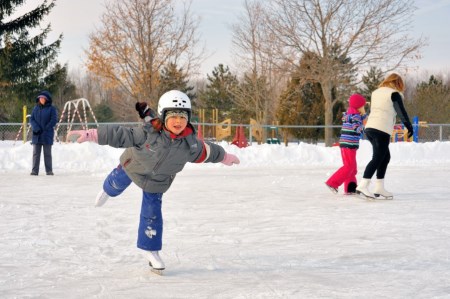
[379,73,405,92]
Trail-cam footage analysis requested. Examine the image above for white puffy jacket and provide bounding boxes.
[365,87,400,135]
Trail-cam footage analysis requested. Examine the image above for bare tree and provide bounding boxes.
[85,0,202,110]
[230,0,288,128]
[267,0,426,146]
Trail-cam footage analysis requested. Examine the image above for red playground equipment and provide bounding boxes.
[231,125,248,148]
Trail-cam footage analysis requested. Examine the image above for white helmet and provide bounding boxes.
[157,90,192,121]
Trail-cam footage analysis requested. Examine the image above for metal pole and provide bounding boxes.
[22,105,27,143]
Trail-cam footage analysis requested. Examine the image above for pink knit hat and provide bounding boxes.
[349,94,366,109]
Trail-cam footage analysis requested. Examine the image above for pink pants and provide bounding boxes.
[326,147,357,193]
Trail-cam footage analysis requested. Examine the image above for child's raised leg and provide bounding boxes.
[95,165,132,207]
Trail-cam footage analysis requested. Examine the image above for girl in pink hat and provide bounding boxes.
[325,93,367,195]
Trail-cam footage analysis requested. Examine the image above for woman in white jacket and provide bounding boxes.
[356,73,413,199]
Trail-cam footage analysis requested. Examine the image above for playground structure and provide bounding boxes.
[231,125,248,148]
[55,98,99,142]
[216,119,232,141]
[197,109,235,142]
[391,116,426,143]
[202,113,428,145]
[266,124,281,144]
[249,118,263,144]
[197,109,267,147]
[391,124,409,142]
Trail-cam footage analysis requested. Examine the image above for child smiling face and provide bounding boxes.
[165,112,188,135]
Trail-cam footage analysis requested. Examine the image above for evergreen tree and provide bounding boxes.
[358,67,384,103]
[327,44,358,104]
[198,64,239,121]
[411,75,450,123]
[276,74,325,142]
[158,62,195,102]
[277,48,354,142]
[276,77,304,138]
[44,63,78,109]
[233,72,270,123]
[0,0,62,121]
[93,102,115,122]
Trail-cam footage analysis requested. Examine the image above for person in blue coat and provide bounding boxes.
[29,91,58,175]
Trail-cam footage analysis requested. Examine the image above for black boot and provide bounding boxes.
[347,182,357,194]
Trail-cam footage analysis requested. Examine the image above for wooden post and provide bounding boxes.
[22,105,27,143]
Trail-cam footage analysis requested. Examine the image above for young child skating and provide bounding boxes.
[325,94,367,195]
[71,90,240,273]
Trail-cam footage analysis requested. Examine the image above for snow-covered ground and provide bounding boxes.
[1,140,449,298]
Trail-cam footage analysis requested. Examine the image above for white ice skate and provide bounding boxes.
[356,179,375,200]
[325,183,338,194]
[143,250,165,275]
[373,179,394,200]
[95,190,110,207]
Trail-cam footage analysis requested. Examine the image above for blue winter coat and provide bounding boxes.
[29,91,58,145]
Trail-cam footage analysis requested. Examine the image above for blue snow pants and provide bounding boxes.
[103,165,164,251]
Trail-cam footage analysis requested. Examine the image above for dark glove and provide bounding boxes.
[405,122,414,138]
[135,102,155,119]
[33,130,42,135]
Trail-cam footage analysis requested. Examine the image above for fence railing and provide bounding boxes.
[1,122,449,144]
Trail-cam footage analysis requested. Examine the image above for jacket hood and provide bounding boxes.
[35,91,53,104]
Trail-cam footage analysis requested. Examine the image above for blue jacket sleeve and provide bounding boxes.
[45,107,58,131]
[29,108,41,132]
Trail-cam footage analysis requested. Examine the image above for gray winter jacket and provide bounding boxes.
[98,123,225,193]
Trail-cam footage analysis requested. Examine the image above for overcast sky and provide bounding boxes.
[15,0,450,76]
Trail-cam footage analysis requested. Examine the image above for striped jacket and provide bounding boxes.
[339,112,367,149]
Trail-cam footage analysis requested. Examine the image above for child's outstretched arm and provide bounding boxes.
[70,102,158,146]
[98,125,147,148]
[221,152,240,165]
[191,140,240,166]
[70,129,98,143]
[68,125,147,148]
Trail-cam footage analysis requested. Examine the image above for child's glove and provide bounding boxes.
[67,129,98,143]
[135,102,155,121]
[221,152,240,166]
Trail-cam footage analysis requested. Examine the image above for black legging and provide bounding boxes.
[363,128,391,179]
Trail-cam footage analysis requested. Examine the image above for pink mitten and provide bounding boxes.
[221,152,240,166]
[67,129,98,143]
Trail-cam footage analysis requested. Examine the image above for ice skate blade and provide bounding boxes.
[150,268,164,275]
[325,183,338,194]
[374,194,394,200]
[344,192,357,196]
[149,262,165,275]
[356,190,375,200]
